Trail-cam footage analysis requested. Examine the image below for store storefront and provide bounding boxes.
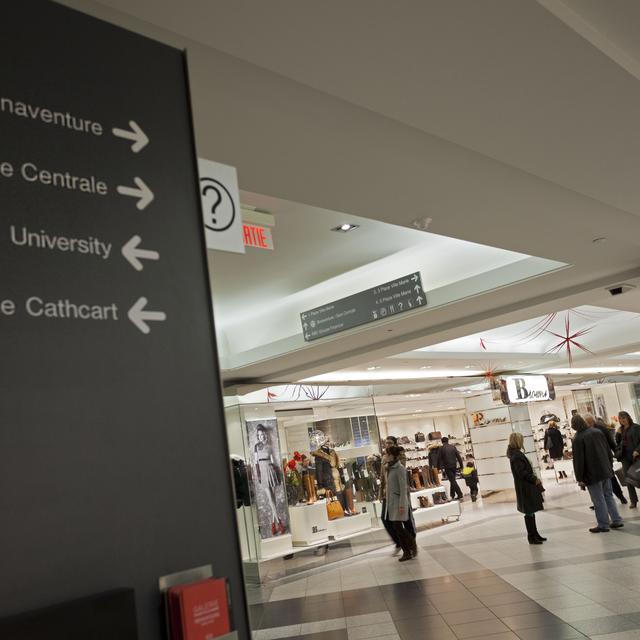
[225,388,464,583]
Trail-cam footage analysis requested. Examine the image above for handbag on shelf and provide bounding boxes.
[418,496,432,509]
[325,490,345,520]
[415,432,426,443]
[428,431,442,441]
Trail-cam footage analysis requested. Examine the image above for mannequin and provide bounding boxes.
[312,443,351,514]
[230,455,251,509]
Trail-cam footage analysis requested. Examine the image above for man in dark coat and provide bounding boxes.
[585,414,627,504]
[439,437,464,500]
[572,414,623,533]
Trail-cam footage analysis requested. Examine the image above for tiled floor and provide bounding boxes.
[247,484,640,640]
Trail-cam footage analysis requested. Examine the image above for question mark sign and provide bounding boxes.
[203,185,222,227]
[200,177,236,232]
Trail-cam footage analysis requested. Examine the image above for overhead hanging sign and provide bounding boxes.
[198,158,245,254]
[500,375,556,404]
[300,272,426,341]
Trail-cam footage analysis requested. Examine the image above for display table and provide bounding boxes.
[413,500,461,526]
[409,487,446,509]
[260,534,293,560]
[554,460,574,482]
[328,512,372,539]
[289,502,330,546]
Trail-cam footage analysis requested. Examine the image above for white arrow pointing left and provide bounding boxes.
[112,120,149,153]
[128,297,166,334]
[117,177,154,210]
[122,235,159,271]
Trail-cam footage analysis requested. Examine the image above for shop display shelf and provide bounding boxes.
[413,500,461,526]
[409,486,446,509]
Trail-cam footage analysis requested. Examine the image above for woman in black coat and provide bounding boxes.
[507,432,546,544]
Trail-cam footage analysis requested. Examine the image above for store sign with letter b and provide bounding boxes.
[501,375,555,404]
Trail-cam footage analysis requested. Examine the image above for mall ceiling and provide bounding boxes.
[66,0,640,387]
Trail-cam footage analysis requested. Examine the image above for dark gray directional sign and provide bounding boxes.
[0,2,248,639]
[301,272,426,341]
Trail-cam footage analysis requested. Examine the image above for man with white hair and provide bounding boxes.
[584,413,627,504]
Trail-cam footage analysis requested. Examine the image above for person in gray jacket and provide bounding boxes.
[572,414,623,533]
[385,445,415,562]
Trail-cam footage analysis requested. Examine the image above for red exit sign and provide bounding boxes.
[243,223,274,250]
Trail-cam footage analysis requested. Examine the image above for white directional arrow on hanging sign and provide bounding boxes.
[411,274,419,283]
[128,297,166,334]
[117,177,154,210]
[414,284,422,294]
[416,295,424,304]
[112,120,149,153]
[121,235,160,271]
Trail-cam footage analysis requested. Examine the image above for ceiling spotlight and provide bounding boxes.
[332,223,359,233]
[366,365,381,371]
[419,365,432,370]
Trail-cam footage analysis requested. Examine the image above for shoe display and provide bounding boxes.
[271,521,277,536]
[589,527,610,533]
[278,519,286,535]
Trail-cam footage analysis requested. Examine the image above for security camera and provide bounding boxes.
[607,283,635,296]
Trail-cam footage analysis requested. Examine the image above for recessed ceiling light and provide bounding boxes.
[332,223,359,233]
[420,365,432,370]
[366,365,381,371]
[464,365,472,369]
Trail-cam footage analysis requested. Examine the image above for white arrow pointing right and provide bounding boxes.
[117,177,154,210]
[112,120,149,153]
[122,235,160,271]
[128,297,166,334]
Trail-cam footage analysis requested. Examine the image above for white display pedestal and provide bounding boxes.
[413,500,461,526]
[289,502,330,546]
[328,512,372,539]
[260,534,293,560]
[409,487,446,509]
[553,460,574,482]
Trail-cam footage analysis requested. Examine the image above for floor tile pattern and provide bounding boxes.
[248,485,640,640]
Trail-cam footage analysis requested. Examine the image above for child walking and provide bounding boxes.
[462,456,479,502]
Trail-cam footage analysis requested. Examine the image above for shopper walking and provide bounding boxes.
[544,420,566,477]
[616,411,640,509]
[462,457,479,502]
[385,445,415,562]
[379,436,416,556]
[584,413,627,504]
[572,414,623,533]
[439,437,464,501]
[507,432,546,544]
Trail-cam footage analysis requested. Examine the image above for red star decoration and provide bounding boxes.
[546,313,594,367]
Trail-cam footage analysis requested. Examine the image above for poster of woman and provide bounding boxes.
[245,419,290,539]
